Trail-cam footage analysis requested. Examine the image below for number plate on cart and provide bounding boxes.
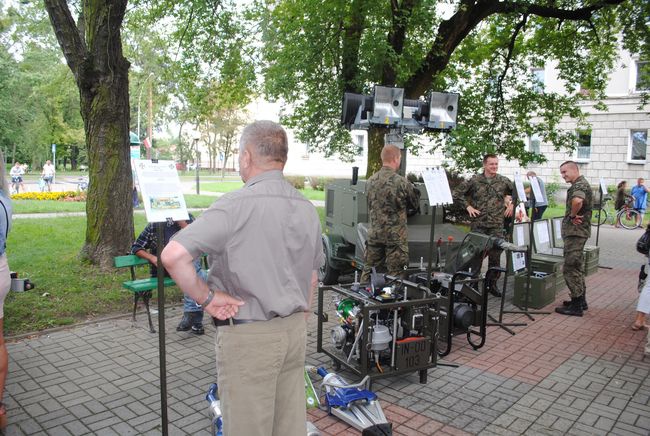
[395,337,430,370]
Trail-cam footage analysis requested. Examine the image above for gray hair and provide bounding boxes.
[0,150,8,194]
[239,120,288,165]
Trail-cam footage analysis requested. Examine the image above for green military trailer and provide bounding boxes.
[319,177,467,285]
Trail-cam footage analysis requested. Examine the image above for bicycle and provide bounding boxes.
[591,197,641,229]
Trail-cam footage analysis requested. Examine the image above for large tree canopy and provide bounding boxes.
[254,0,644,174]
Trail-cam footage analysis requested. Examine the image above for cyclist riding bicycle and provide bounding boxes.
[9,162,24,194]
[41,160,55,192]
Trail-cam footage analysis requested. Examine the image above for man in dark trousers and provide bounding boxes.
[131,217,206,334]
[556,160,592,316]
[360,144,419,283]
[453,154,514,296]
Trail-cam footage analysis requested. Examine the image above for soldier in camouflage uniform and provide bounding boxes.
[452,154,514,296]
[556,160,592,317]
[361,145,419,283]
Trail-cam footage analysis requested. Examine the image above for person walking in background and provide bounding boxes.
[631,178,649,227]
[360,144,419,283]
[162,120,322,436]
[555,161,592,316]
[41,160,55,192]
[614,180,634,228]
[453,154,514,297]
[0,151,12,429]
[526,171,548,220]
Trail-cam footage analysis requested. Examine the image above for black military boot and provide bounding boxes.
[190,312,205,335]
[562,295,588,311]
[555,297,583,317]
[485,278,502,298]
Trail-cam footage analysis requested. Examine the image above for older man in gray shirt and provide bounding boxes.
[162,120,323,436]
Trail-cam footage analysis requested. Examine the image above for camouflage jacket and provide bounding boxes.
[453,173,513,229]
[562,175,592,239]
[367,167,419,244]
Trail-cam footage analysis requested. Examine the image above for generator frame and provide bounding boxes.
[317,282,441,385]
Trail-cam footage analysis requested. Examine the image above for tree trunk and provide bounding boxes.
[366,126,386,177]
[45,0,133,269]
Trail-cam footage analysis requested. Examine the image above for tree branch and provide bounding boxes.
[382,0,418,85]
[43,0,87,77]
[496,14,528,106]
[403,0,625,98]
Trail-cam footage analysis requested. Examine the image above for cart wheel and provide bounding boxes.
[319,236,340,285]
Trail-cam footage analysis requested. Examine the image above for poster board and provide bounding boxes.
[133,159,189,223]
[422,167,453,206]
[514,172,527,202]
[599,177,608,196]
[529,176,543,204]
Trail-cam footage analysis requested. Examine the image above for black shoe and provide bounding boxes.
[562,298,588,311]
[555,301,583,317]
[176,313,192,331]
[190,324,205,335]
[489,288,502,298]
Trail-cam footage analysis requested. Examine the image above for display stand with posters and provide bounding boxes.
[501,173,550,323]
[421,167,453,281]
[133,159,189,436]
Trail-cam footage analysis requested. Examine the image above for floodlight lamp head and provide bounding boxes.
[369,86,404,127]
[423,92,459,131]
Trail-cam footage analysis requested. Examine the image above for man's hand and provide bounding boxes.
[504,203,514,218]
[570,214,584,225]
[467,205,481,217]
[204,291,245,320]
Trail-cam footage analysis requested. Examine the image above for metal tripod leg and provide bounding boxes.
[486,266,527,335]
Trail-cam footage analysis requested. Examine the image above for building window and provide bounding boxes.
[527,133,541,154]
[531,68,544,93]
[629,130,648,163]
[635,61,649,92]
[575,129,591,161]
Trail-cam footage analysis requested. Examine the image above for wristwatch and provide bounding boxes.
[200,289,215,309]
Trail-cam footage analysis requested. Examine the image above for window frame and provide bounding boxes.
[627,129,648,164]
[633,60,649,93]
[573,129,592,162]
[527,133,542,154]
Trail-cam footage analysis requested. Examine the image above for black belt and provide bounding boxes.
[212,318,258,327]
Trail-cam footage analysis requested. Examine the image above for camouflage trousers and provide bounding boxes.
[563,236,587,298]
[360,241,409,283]
[473,226,505,281]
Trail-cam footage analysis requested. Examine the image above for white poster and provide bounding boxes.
[515,225,525,246]
[529,176,543,204]
[512,252,526,272]
[133,159,189,223]
[422,168,453,206]
[599,177,608,196]
[514,172,527,203]
[535,221,550,245]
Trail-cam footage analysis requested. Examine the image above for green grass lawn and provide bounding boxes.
[3,214,187,336]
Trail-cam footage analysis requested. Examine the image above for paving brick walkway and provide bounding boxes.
[3,225,649,435]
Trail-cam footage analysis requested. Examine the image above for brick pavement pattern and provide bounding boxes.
[2,226,649,435]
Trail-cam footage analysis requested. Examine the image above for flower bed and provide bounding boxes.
[11,191,86,201]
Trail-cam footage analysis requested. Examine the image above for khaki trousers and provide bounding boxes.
[215,312,307,436]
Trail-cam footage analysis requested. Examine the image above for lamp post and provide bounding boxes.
[137,72,155,142]
[194,134,201,195]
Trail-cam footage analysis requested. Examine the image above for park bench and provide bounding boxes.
[113,254,175,333]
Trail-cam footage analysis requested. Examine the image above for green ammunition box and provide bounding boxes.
[513,271,557,309]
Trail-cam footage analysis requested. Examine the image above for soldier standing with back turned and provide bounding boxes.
[453,154,514,296]
[555,160,592,316]
[360,145,419,283]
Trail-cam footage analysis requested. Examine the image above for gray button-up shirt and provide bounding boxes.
[173,170,323,320]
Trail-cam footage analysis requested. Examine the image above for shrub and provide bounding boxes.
[285,175,306,190]
[308,176,333,191]
[545,182,561,208]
